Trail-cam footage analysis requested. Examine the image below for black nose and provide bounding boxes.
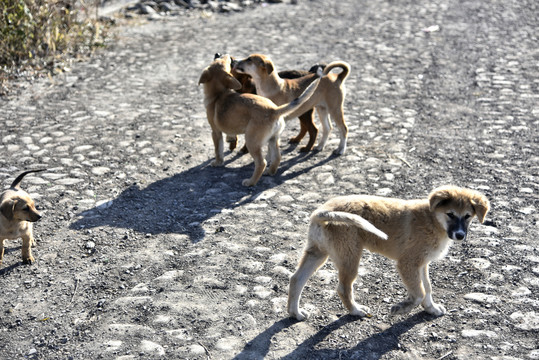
[214,53,222,60]
[455,232,465,240]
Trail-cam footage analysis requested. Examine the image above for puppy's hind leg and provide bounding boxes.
[331,106,348,155]
[288,244,329,321]
[391,260,424,315]
[265,119,284,175]
[315,106,331,151]
[335,249,370,317]
[420,263,446,316]
[242,145,266,187]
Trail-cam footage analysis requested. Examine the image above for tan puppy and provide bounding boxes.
[0,169,45,265]
[198,54,321,186]
[288,185,490,320]
[234,54,350,154]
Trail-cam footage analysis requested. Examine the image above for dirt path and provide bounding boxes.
[1,0,538,359]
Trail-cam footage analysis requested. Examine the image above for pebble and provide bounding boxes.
[461,329,498,338]
[510,311,539,331]
[140,340,165,356]
[463,292,499,304]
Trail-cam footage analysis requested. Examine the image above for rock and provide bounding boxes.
[463,292,499,304]
[510,311,539,331]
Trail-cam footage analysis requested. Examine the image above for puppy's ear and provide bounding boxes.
[198,69,211,85]
[224,73,242,91]
[471,193,490,223]
[429,188,451,212]
[263,59,274,74]
[0,199,15,220]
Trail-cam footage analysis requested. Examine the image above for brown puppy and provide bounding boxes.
[234,54,350,154]
[0,169,45,265]
[288,185,490,320]
[198,54,321,186]
[218,52,324,153]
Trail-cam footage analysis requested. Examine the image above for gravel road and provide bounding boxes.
[0,0,538,359]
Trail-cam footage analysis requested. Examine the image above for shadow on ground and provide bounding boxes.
[234,312,430,359]
[70,147,337,242]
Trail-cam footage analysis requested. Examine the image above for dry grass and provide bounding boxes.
[0,0,111,94]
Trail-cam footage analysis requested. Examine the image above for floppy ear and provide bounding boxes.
[263,59,274,74]
[429,188,451,212]
[224,73,242,91]
[0,199,15,220]
[471,193,490,223]
[198,69,211,85]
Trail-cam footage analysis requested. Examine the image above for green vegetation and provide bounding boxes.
[1,0,109,90]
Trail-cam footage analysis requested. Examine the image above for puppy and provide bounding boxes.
[198,54,321,186]
[0,169,45,265]
[234,54,350,154]
[288,185,490,320]
[216,52,324,152]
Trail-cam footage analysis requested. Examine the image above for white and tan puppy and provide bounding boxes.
[234,54,350,154]
[0,169,45,265]
[288,185,490,320]
[199,54,321,186]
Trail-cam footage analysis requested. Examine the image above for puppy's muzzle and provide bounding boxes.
[29,211,42,222]
[450,230,466,241]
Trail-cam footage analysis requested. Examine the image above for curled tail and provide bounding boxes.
[10,169,46,189]
[311,209,388,240]
[323,61,350,82]
[275,67,323,119]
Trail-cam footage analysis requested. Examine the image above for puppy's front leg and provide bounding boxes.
[0,238,5,264]
[420,263,446,316]
[392,260,424,315]
[211,130,224,166]
[226,134,238,151]
[21,234,35,264]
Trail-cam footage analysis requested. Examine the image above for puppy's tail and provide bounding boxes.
[311,209,388,240]
[10,169,46,189]
[275,68,322,120]
[323,61,350,83]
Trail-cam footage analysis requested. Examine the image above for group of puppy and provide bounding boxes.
[0,55,491,323]
[199,53,491,320]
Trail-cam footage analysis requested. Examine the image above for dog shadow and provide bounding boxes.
[233,312,430,359]
[0,261,23,276]
[69,148,337,243]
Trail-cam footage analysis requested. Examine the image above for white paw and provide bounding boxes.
[210,159,223,167]
[242,179,254,187]
[425,303,446,316]
[289,309,308,321]
[350,304,370,317]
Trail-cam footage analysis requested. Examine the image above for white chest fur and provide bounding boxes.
[427,237,452,262]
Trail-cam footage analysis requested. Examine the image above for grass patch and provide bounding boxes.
[0,0,112,94]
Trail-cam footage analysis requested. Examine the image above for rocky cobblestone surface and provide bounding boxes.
[0,0,538,359]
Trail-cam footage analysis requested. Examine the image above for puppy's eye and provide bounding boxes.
[464,214,471,220]
[446,213,455,219]
[23,206,30,212]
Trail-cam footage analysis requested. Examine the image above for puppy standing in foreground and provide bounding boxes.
[234,54,350,154]
[288,185,490,320]
[0,169,45,265]
[199,54,321,186]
